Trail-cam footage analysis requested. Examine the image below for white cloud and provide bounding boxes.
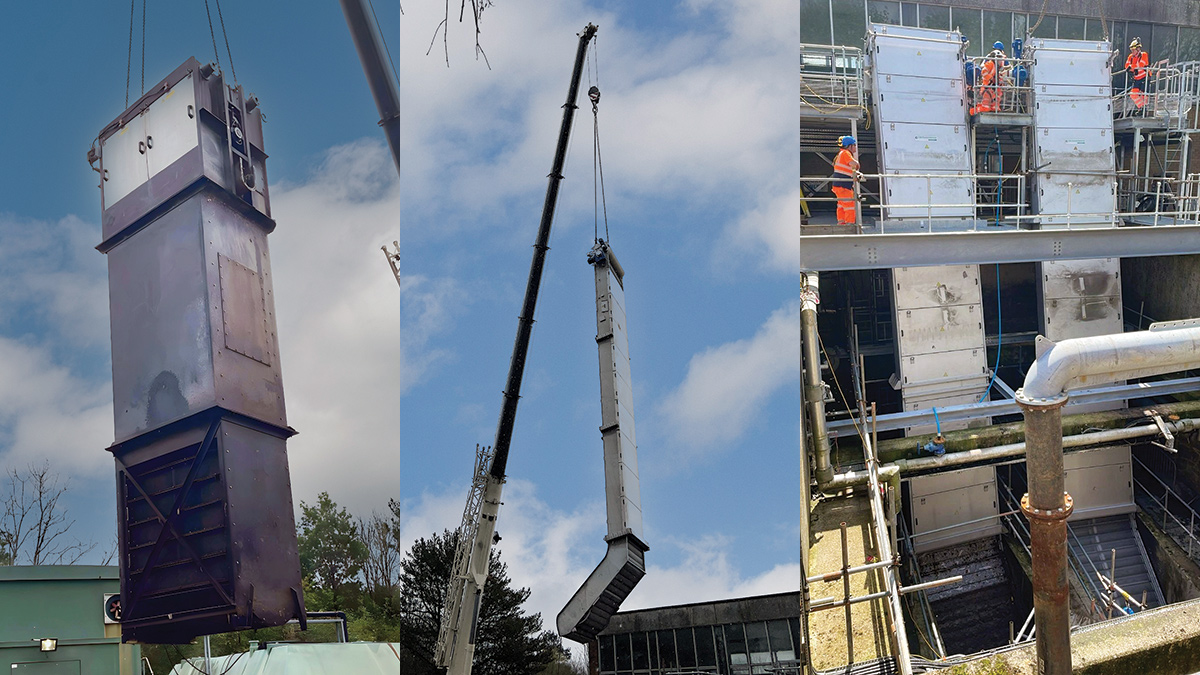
[725,188,802,273]
[0,337,113,475]
[0,214,113,478]
[270,139,465,516]
[396,0,800,263]
[658,301,800,449]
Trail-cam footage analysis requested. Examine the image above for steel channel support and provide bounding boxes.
[864,421,912,675]
[1017,390,1073,675]
[799,309,814,675]
[841,521,853,667]
[802,272,833,486]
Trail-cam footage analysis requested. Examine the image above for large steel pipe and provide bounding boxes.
[1017,391,1072,675]
[802,272,834,486]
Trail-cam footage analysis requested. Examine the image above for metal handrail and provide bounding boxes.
[1114,62,1196,122]
[1132,455,1200,557]
[800,43,865,118]
[898,516,947,659]
[997,471,1105,618]
[968,55,1035,116]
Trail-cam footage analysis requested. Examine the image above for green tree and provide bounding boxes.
[298,491,368,611]
[399,529,562,675]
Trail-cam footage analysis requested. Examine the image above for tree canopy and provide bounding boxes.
[399,529,564,675]
[298,491,369,611]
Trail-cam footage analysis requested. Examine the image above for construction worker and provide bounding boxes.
[971,42,1008,115]
[831,136,860,225]
[1123,37,1149,109]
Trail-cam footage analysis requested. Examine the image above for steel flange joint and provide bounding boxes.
[1015,387,1068,410]
[1021,492,1074,522]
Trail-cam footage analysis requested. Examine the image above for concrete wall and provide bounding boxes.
[1121,255,1200,325]
[1137,512,1200,604]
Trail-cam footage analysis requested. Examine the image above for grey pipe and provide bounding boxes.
[1023,326,1200,399]
[890,418,1200,474]
[802,272,834,486]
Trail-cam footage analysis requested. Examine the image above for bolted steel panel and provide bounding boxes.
[896,305,985,357]
[875,77,965,127]
[1027,39,1113,87]
[106,194,286,443]
[112,413,302,644]
[1029,40,1116,228]
[909,465,1003,553]
[869,25,973,224]
[595,262,643,540]
[1063,445,1135,521]
[870,26,964,80]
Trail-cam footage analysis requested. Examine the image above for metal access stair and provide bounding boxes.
[1067,514,1165,613]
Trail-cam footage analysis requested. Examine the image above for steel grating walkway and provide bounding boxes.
[1067,513,1165,613]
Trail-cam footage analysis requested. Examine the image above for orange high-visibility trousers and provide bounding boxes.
[832,185,856,224]
[1131,86,1147,108]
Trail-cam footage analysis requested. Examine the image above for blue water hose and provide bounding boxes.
[979,263,1003,402]
[933,406,941,435]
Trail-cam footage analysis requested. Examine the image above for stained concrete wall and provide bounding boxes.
[1137,512,1200,604]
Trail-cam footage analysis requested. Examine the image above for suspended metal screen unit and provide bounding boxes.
[1029,39,1116,227]
[558,244,648,645]
[96,58,304,644]
[892,265,990,435]
[868,24,974,224]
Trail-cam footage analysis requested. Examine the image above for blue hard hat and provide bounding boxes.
[841,136,857,147]
[993,41,1005,50]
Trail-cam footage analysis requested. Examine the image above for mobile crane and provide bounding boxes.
[433,23,598,673]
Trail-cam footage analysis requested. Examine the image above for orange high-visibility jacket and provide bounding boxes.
[831,148,859,188]
[833,148,859,176]
[1126,50,1149,81]
[980,60,998,87]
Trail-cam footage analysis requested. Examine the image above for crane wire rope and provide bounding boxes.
[368,0,402,91]
[141,0,147,94]
[1027,0,1051,38]
[589,39,610,244]
[125,0,136,107]
[203,0,223,74]
[214,0,237,85]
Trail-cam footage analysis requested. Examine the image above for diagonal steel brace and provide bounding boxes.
[119,419,234,619]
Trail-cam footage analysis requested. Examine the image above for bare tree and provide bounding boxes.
[360,504,401,598]
[0,462,97,565]
[426,0,495,68]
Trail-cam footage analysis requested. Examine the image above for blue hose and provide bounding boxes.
[933,406,941,435]
[979,263,1003,402]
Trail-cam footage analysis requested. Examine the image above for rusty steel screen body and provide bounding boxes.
[97,58,303,644]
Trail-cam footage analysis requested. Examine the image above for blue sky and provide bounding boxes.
[0,0,803,649]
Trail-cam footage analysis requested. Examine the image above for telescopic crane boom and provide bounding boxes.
[338,0,401,176]
[435,24,599,674]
